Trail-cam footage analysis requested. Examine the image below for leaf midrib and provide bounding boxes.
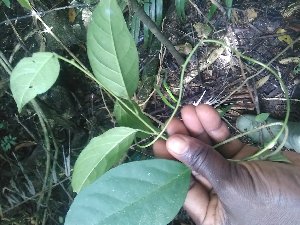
[77,129,136,190]
[107,0,128,97]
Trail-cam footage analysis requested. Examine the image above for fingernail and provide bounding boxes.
[168,136,188,154]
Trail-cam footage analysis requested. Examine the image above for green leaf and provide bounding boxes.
[10,52,60,112]
[87,0,139,99]
[255,113,270,123]
[154,0,163,26]
[143,0,163,48]
[2,0,11,8]
[236,115,300,153]
[131,13,141,45]
[71,127,137,193]
[117,0,127,11]
[65,159,191,225]
[217,104,233,117]
[113,100,158,138]
[265,151,291,163]
[293,63,300,74]
[224,0,233,19]
[17,0,31,9]
[175,0,187,21]
[155,85,175,109]
[207,4,218,20]
[163,79,178,103]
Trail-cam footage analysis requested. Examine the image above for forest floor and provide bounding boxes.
[0,0,299,224]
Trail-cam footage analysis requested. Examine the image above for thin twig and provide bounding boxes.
[263,97,300,102]
[189,0,213,26]
[2,177,70,215]
[4,13,29,54]
[215,36,300,107]
[140,42,202,148]
[143,111,164,126]
[56,54,163,138]
[32,8,90,72]
[0,52,12,76]
[31,100,51,213]
[0,203,3,218]
[202,40,290,159]
[99,88,114,123]
[0,55,52,216]
[251,36,300,78]
[214,122,283,148]
[9,29,38,63]
[139,21,167,109]
[15,114,37,142]
[227,26,258,113]
[0,51,12,71]
[42,129,60,225]
[0,4,90,26]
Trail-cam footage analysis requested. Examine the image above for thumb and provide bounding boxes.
[166,134,235,189]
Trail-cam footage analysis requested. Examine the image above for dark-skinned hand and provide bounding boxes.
[153,104,300,225]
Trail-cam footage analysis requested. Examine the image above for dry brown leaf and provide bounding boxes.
[256,75,270,89]
[193,22,212,39]
[246,8,258,22]
[279,57,300,64]
[68,8,77,23]
[276,28,293,45]
[175,43,193,55]
[199,47,224,72]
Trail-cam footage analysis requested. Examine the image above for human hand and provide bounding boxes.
[153,104,300,225]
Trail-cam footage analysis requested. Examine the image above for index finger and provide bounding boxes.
[194,104,247,158]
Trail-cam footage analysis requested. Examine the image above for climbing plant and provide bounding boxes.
[9,0,291,224]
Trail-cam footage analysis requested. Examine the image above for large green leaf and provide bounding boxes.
[87,0,139,99]
[117,0,127,11]
[2,0,11,8]
[65,159,191,225]
[113,100,158,138]
[10,52,60,112]
[131,13,141,45]
[71,127,137,193]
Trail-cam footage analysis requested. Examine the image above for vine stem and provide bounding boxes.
[213,122,284,148]
[30,100,51,212]
[41,126,61,225]
[200,40,290,160]
[0,54,53,216]
[140,39,290,158]
[140,42,202,148]
[244,124,289,161]
[57,37,290,160]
